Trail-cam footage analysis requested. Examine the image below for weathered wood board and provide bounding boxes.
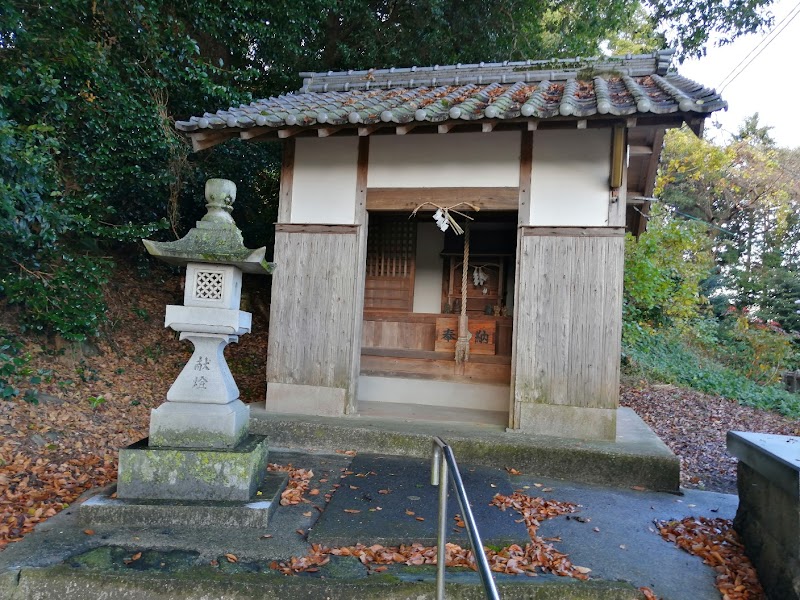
[266,226,362,393]
[513,227,624,411]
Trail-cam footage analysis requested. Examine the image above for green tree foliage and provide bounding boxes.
[626,117,800,412]
[0,2,277,339]
[0,1,776,340]
[648,0,775,58]
[624,206,713,327]
[658,121,800,331]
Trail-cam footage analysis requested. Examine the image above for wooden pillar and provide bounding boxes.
[347,137,369,413]
[511,226,625,441]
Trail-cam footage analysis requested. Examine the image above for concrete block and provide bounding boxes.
[729,431,800,600]
[117,435,268,502]
[515,403,616,441]
[265,382,346,417]
[728,431,800,498]
[149,400,249,449]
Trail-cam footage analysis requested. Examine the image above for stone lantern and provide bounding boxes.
[115,179,274,503]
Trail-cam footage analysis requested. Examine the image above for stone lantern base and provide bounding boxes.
[116,435,269,502]
[149,399,250,450]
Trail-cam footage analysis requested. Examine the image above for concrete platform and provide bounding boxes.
[249,406,680,492]
[0,449,734,600]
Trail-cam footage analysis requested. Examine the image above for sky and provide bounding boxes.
[677,0,800,148]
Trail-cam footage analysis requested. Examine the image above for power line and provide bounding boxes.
[718,0,800,93]
[717,0,800,90]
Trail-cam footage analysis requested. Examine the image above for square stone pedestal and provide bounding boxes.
[80,470,287,529]
[117,435,268,502]
[149,400,249,449]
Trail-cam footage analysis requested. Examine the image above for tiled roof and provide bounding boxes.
[175,50,725,135]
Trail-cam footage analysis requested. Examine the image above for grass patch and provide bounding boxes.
[623,327,800,419]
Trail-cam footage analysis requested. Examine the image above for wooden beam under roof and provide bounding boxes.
[278,127,303,139]
[396,124,418,135]
[629,145,653,156]
[358,125,380,136]
[643,128,665,197]
[318,126,344,137]
[190,131,238,152]
[240,126,273,140]
[367,186,518,211]
[183,112,692,151]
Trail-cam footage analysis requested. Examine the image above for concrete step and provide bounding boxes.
[249,406,680,492]
[3,564,646,599]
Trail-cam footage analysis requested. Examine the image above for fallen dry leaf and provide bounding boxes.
[574,566,591,574]
[639,586,658,600]
[656,516,764,600]
[83,529,95,536]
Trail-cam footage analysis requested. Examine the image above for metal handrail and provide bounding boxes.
[431,436,500,600]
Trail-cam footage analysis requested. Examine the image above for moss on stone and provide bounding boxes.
[117,436,268,501]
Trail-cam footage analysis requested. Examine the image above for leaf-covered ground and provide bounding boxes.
[620,382,799,494]
[0,265,797,560]
[0,265,269,548]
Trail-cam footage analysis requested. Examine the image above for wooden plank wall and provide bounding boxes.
[266,225,361,392]
[513,227,624,411]
[362,319,436,351]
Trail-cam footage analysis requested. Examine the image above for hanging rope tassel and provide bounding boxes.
[455,223,471,365]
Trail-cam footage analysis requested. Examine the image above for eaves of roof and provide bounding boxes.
[175,50,726,150]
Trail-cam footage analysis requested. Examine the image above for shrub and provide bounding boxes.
[623,326,800,418]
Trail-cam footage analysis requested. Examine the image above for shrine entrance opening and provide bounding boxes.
[358,210,517,425]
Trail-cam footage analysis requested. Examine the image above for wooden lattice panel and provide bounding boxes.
[364,216,416,312]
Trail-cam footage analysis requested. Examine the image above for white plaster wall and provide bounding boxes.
[291,137,359,224]
[368,132,520,188]
[528,129,611,226]
[412,222,444,313]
